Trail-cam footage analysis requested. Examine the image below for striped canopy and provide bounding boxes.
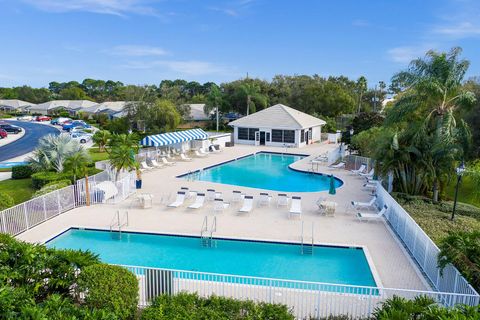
[140,128,209,147]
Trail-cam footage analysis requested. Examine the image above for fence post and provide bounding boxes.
[23,203,29,229]
[1,212,6,233]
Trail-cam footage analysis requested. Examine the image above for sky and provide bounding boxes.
[0,0,480,88]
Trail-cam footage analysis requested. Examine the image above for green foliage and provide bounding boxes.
[78,264,138,320]
[350,127,388,157]
[0,192,14,210]
[11,164,33,179]
[93,130,112,152]
[322,116,337,133]
[105,117,130,134]
[33,180,71,197]
[140,292,294,320]
[0,178,34,205]
[64,150,91,182]
[124,99,181,134]
[351,112,385,134]
[31,171,70,189]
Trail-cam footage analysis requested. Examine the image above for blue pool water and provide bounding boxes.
[0,161,29,169]
[182,152,343,192]
[47,229,377,287]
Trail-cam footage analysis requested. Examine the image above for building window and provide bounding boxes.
[266,132,271,142]
[238,127,248,140]
[248,128,259,141]
[283,130,295,143]
[300,129,305,143]
[271,129,283,142]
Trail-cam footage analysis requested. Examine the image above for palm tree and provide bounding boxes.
[205,85,223,131]
[237,82,268,115]
[356,76,367,113]
[107,133,140,181]
[92,130,111,152]
[388,47,476,201]
[64,151,92,206]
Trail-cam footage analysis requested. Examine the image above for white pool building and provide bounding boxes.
[229,104,326,148]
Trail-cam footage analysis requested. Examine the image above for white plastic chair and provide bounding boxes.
[351,164,367,175]
[351,196,377,210]
[188,193,205,209]
[239,196,254,214]
[167,191,186,208]
[289,196,302,219]
[357,205,388,222]
[213,198,229,214]
[150,159,164,169]
[180,153,192,161]
[258,193,271,207]
[194,150,207,157]
[231,190,244,204]
[161,157,176,166]
[141,161,154,171]
[276,194,289,208]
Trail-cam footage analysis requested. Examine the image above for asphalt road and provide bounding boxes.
[0,120,60,162]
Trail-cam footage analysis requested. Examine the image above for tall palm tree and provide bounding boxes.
[107,133,140,181]
[205,85,223,131]
[64,151,92,206]
[92,130,111,152]
[237,82,267,115]
[356,76,367,114]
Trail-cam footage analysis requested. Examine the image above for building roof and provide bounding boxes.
[0,99,37,109]
[186,104,212,121]
[229,104,326,129]
[31,100,97,111]
[79,101,128,114]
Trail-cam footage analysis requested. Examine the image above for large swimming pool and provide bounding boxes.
[180,152,343,192]
[47,228,377,288]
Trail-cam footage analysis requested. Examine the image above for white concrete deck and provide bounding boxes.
[17,143,429,291]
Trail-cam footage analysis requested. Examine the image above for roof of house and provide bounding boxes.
[186,104,212,121]
[79,101,128,114]
[30,100,97,111]
[0,99,37,109]
[228,104,326,129]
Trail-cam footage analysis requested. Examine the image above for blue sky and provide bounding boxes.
[1,0,479,88]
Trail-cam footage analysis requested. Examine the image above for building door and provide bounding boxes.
[259,131,266,145]
[304,131,309,143]
[255,131,260,146]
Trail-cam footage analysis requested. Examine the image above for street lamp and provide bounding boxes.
[451,161,466,220]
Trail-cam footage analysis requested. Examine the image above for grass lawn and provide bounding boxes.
[88,147,109,163]
[0,178,34,206]
[445,176,480,208]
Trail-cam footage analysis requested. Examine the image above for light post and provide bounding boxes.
[451,162,466,220]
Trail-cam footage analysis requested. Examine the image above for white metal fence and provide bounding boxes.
[122,265,479,319]
[344,154,375,172]
[375,185,479,298]
[0,168,136,236]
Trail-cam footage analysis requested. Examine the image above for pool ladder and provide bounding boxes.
[200,216,217,248]
[110,210,129,240]
[301,221,314,255]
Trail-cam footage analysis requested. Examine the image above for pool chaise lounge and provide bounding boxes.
[329,161,345,169]
[180,153,192,161]
[289,196,302,219]
[188,193,205,209]
[213,198,230,213]
[168,191,186,208]
[351,164,366,175]
[161,157,176,166]
[357,205,388,221]
[258,193,271,206]
[351,196,377,210]
[277,194,289,208]
[239,196,254,214]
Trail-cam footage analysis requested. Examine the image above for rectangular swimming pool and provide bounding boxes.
[47,228,377,288]
[180,152,343,192]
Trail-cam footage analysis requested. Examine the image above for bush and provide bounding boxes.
[31,171,70,189]
[33,180,71,197]
[11,165,33,179]
[78,264,138,319]
[0,192,14,210]
[140,292,294,320]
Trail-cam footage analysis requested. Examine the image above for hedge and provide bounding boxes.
[11,165,33,179]
[31,172,71,190]
[140,292,294,320]
[78,264,138,319]
[0,192,14,210]
[33,180,71,198]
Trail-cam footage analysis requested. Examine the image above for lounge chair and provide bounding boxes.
[357,205,388,221]
[141,161,154,171]
[258,192,271,206]
[363,182,377,189]
[213,198,229,214]
[199,148,210,155]
[359,168,375,178]
[351,164,367,175]
[289,196,302,219]
[180,187,196,199]
[194,150,207,158]
[167,191,186,207]
[206,189,221,201]
[351,196,377,210]
[150,159,164,169]
[161,157,176,166]
[209,145,222,153]
[239,196,254,213]
[277,194,289,208]
[188,193,205,209]
[231,190,244,204]
[180,153,192,161]
[329,161,346,169]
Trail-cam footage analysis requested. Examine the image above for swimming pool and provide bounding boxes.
[47,228,377,288]
[0,161,29,169]
[180,152,343,192]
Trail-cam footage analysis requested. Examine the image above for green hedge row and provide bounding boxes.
[31,168,101,190]
[11,165,33,179]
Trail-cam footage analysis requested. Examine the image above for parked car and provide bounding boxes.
[70,132,91,144]
[70,126,93,135]
[62,121,91,132]
[0,128,7,139]
[16,115,33,121]
[51,117,71,125]
[0,124,22,134]
[36,115,52,122]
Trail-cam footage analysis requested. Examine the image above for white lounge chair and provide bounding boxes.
[357,205,388,221]
[180,153,192,161]
[289,196,302,219]
[277,194,289,208]
[167,191,186,207]
[206,189,221,201]
[180,187,196,199]
[239,196,254,213]
[199,148,210,155]
[188,193,205,209]
[258,193,271,206]
[231,190,244,204]
[329,161,346,169]
[209,145,221,153]
[150,159,164,169]
[359,168,374,178]
[161,157,176,166]
[351,196,377,210]
[141,161,154,171]
[351,164,367,175]
[194,150,207,158]
[213,198,229,214]
[363,182,377,189]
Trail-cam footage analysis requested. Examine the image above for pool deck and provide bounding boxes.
[17,142,429,291]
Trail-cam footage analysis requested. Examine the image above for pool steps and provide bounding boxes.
[200,216,217,248]
[301,221,314,255]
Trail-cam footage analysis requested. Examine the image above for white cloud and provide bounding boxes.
[387,45,433,64]
[433,22,480,38]
[110,45,168,56]
[121,59,234,76]
[22,0,158,17]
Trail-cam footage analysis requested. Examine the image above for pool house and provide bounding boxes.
[229,104,326,148]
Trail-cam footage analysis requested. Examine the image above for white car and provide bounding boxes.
[17,115,33,121]
[70,133,91,144]
[70,126,93,136]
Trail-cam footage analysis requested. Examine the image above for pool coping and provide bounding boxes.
[175,151,345,193]
[44,226,383,289]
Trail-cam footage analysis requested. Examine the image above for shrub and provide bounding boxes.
[11,164,33,179]
[0,192,14,210]
[78,264,138,319]
[31,171,70,189]
[33,180,71,197]
[140,292,294,320]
